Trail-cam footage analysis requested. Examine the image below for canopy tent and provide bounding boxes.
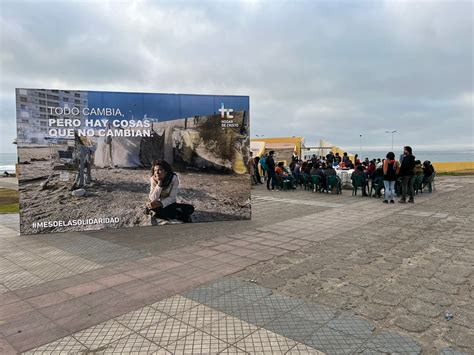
[251,137,304,157]
[264,142,297,165]
[250,141,265,157]
[301,139,355,162]
[92,129,164,168]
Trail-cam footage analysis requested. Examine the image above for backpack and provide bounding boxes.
[385,161,397,179]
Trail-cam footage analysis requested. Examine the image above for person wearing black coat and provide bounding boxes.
[399,146,416,203]
[266,151,276,190]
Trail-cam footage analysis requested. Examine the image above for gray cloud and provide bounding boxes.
[0,0,472,154]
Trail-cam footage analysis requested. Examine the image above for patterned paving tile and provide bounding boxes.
[115,306,169,331]
[150,295,200,316]
[139,317,196,346]
[0,260,23,275]
[72,319,133,351]
[364,330,422,354]
[232,303,283,327]
[45,254,82,264]
[257,293,304,312]
[0,270,44,290]
[0,283,9,293]
[207,277,247,293]
[100,333,164,354]
[218,345,250,354]
[304,326,366,354]
[234,328,298,353]
[203,293,253,314]
[291,302,337,324]
[164,330,229,354]
[229,284,273,302]
[174,304,226,329]
[30,266,76,281]
[22,335,87,354]
[202,315,259,344]
[439,348,468,355]
[183,285,227,303]
[286,343,325,354]
[357,348,386,354]
[12,259,50,269]
[327,314,375,339]
[63,258,102,273]
[265,313,322,342]
[2,251,38,262]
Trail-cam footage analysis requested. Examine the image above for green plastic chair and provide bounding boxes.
[311,175,324,193]
[274,175,283,190]
[302,174,311,191]
[327,175,342,194]
[283,178,294,190]
[351,174,366,196]
[422,172,436,193]
[370,176,384,197]
[413,175,424,194]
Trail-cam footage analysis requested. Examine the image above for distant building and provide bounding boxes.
[16,89,88,145]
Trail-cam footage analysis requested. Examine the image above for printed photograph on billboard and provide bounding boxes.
[15,89,250,235]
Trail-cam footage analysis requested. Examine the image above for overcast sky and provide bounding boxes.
[0,0,472,154]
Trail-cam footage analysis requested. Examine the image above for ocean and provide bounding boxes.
[0,152,17,174]
[354,150,473,163]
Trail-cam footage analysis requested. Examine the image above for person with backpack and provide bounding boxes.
[399,146,416,203]
[259,153,268,182]
[383,152,400,204]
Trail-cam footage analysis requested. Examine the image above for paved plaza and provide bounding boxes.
[0,176,472,354]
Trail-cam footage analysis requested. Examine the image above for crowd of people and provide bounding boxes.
[247,146,436,204]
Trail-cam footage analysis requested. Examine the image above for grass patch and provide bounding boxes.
[437,170,474,176]
[0,203,19,214]
[0,188,19,214]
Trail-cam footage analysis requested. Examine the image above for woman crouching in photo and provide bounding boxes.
[145,160,194,223]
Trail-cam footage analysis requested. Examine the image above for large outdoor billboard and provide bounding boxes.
[15,89,250,235]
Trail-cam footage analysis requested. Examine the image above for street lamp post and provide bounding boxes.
[385,130,397,151]
[359,134,362,159]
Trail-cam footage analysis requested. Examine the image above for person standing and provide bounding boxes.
[422,160,435,192]
[266,150,276,190]
[354,154,361,167]
[260,153,268,182]
[367,159,376,179]
[383,152,400,204]
[248,151,257,185]
[343,152,350,165]
[293,159,302,187]
[399,146,416,203]
[254,156,263,184]
[326,151,335,165]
